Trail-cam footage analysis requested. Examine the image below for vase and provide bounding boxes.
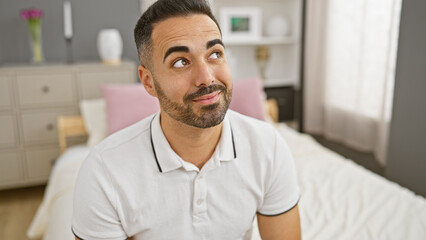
[97,29,123,65]
[27,20,44,64]
[266,16,290,37]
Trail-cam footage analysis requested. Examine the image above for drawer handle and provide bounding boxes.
[42,86,50,93]
[46,123,54,131]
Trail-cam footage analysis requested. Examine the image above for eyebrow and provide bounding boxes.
[206,39,224,49]
[163,46,189,63]
[162,39,225,63]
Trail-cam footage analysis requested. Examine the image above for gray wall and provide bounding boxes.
[387,0,426,197]
[0,0,141,66]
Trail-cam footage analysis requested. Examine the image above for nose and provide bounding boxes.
[194,61,215,87]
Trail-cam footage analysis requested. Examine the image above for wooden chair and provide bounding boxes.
[57,115,88,154]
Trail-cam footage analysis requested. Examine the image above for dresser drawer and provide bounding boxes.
[0,114,18,147]
[16,73,75,106]
[78,70,133,99]
[21,109,76,144]
[25,147,59,181]
[0,151,23,183]
[0,75,13,109]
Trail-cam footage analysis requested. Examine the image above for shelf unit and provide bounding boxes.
[223,36,298,46]
[214,0,303,89]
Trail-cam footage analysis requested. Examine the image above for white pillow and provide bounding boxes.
[79,98,108,146]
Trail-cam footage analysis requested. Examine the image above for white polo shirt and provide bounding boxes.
[72,110,299,240]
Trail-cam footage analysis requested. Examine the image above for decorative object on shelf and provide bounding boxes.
[21,8,44,64]
[266,15,290,37]
[256,45,270,81]
[220,7,261,42]
[97,29,123,65]
[63,1,73,63]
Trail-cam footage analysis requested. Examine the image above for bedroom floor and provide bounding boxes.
[0,185,44,240]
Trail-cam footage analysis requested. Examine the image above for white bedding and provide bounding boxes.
[275,124,426,239]
[27,123,426,240]
[27,145,90,240]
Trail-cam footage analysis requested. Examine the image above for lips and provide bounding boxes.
[192,91,220,105]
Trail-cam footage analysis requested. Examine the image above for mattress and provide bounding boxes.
[27,123,426,240]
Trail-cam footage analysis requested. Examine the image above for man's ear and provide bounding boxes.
[138,65,157,97]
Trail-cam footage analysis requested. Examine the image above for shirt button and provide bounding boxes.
[194,215,202,223]
[197,199,203,205]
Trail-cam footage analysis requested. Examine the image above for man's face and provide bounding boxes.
[148,14,232,128]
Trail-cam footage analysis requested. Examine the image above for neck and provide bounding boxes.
[159,110,223,169]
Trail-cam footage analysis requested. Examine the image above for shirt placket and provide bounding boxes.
[192,172,208,224]
[192,158,220,227]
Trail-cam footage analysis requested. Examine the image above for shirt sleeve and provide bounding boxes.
[72,148,128,240]
[257,130,300,216]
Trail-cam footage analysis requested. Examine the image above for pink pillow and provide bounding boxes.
[229,77,265,121]
[102,84,160,134]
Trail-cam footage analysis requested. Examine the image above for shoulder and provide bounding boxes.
[227,110,290,165]
[227,110,277,139]
[79,114,155,173]
[94,114,154,155]
[76,114,158,189]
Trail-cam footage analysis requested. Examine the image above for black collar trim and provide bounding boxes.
[150,115,163,173]
[150,115,237,173]
[231,126,237,159]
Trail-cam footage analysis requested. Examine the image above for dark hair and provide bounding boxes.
[134,0,221,69]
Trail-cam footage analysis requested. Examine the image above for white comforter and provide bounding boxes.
[275,124,426,240]
[28,124,426,240]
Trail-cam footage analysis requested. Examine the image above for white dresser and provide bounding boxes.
[0,61,136,190]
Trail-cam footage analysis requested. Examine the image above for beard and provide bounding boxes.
[154,80,232,129]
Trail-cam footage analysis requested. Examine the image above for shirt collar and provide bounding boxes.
[212,112,236,163]
[150,112,236,173]
[150,113,181,173]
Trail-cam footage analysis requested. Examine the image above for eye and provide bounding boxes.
[173,58,189,68]
[209,51,222,60]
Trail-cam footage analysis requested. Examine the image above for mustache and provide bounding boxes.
[184,84,227,102]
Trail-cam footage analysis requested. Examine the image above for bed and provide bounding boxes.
[27,82,426,240]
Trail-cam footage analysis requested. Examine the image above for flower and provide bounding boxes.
[21,8,44,63]
[21,8,43,20]
[20,8,44,43]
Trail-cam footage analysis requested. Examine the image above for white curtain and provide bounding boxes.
[304,0,402,166]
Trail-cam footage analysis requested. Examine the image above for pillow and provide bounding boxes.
[102,83,160,134]
[79,98,108,146]
[229,77,266,121]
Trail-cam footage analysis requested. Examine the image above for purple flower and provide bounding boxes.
[21,8,43,20]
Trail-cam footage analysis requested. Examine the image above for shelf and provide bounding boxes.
[224,36,298,46]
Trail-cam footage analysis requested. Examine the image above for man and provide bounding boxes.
[72,0,301,239]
